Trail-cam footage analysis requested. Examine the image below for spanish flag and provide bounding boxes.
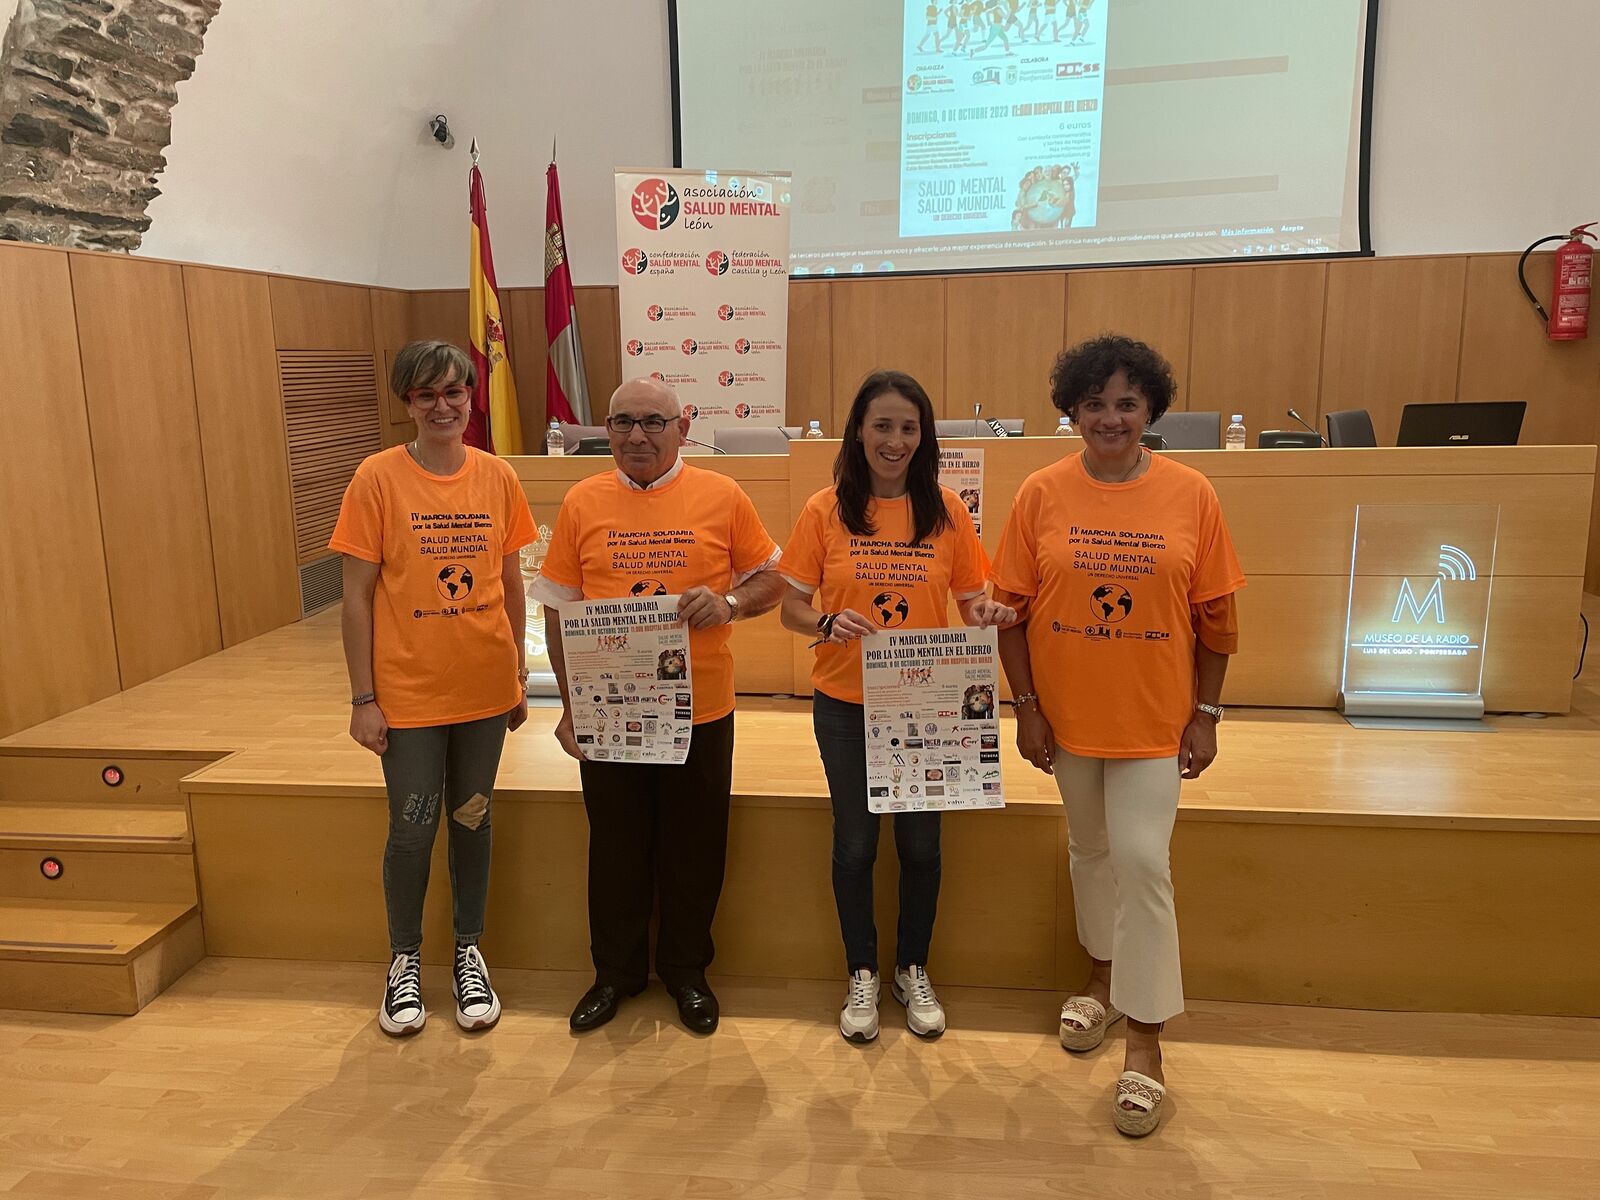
[468,153,523,454]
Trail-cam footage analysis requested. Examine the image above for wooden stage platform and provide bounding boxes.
[3,602,1598,1018]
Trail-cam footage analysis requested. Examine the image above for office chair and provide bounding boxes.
[1147,411,1221,449]
[714,426,789,454]
[1325,409,1377,447]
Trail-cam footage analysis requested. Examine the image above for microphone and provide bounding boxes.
[683,436,728,455]
[1286,408,1327,445]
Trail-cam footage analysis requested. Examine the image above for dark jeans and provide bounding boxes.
[813,690,942,975]
[578,713,735,994]
[379,712,509,955]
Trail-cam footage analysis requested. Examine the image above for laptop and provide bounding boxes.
[1396,402,1526,447]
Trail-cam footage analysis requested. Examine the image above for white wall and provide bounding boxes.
[1369,0,1600,255]
[142,0,672,287]
[136,0,1599,288]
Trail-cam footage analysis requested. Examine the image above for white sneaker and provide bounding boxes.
[839,968,880,1044]
[452,944,501,1031]
[379,952,426,1036]
[892,964,947,1038]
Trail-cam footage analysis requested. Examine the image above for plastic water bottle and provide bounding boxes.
[1055,415,1074,436]
[804,420,824,439]
[545,420,564,457]
[1225,413,1247,451]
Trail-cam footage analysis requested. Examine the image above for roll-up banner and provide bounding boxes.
[615,168,792,443]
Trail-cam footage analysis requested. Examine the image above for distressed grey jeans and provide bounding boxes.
[379,712,509,955]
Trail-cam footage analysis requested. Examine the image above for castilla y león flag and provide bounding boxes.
[544,159,591,427]
[468,160,523,453]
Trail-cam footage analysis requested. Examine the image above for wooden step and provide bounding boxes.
[0,800,191,852]
[0,899,203,1015]
[1,846,197,905]
[0,751,216,805]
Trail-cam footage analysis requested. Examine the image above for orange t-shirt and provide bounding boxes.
[329,446,536,728]
[780,486,990,705]
[990,452,1245,758]
[538,464,779,724]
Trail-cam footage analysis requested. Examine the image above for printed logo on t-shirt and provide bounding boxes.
[872,589,910,628]
[436,563,475,601]
[629,577,669,597]
[1089,582,1132,623]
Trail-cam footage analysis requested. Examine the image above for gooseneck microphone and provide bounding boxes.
[1286,408,1327,445]
[684,436,729,455]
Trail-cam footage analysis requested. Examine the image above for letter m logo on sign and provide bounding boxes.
[1391,577,1446,624]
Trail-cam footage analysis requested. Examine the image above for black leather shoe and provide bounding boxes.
[673,984,719,1034]
[569,983,624,1032]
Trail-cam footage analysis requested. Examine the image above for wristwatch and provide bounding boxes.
[1195,702,1224,722]
[723,592,740,620]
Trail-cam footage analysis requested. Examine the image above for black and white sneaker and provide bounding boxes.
[379,952,425,1036]
[452,944,501,1031]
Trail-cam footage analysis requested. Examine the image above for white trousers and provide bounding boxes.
[1052,748,1184,1024]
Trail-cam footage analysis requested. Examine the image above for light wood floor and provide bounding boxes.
[0,956,1595,1199]
[5,597,1598,830]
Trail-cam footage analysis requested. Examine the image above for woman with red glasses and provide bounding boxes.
[330,340,536,1039]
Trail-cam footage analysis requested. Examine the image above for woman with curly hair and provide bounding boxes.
[991,334,1245,1135]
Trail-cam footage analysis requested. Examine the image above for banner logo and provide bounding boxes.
[717,304,735,321]
[681,338,699,355]
[705,250,730,276]
[735,402,752,418]
[718,371,735,387]
[734,338,751,355]
[646,304,665,322]
[621,247,649,275]
[625,339,644,356]
[631,178,680,230]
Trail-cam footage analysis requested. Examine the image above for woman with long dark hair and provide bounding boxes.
[779,369,1015,1043]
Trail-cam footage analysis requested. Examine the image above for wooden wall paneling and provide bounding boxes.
[946,271,1065,433]
[0,245,120,737]
[1458,253,1600,593]
[1064,266,1195,400]
[367,288,415,448]
[1458,253,1600,447]
[266,276,374,351]
[573,287,621,408]
[1320,257,1469,444]
[70,253,223,687]
[278,352,384,564]
[1188,261,1328,438]
[181,268,302,646]
[406,289,469,348]
[503,287,549,440]
[785,280,833,433]
[828,276,947,429]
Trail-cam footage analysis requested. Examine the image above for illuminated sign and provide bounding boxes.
[1339,505,1500,718]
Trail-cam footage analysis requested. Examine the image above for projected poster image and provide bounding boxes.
[675,0,1374,273]
[900,0,1109,240]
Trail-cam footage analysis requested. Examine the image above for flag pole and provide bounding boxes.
[470,137,480,166]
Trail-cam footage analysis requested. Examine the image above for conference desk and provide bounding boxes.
[511,441,1596,714]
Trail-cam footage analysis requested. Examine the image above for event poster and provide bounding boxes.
[560,595,694,765]
[938,446,984,535]
[862,626,1005,813]
[615,168,792,442]
[899,0,1110,237]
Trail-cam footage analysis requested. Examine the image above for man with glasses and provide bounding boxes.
[531,377,785,1034]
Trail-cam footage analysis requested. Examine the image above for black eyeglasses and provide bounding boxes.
[606,414,671,434]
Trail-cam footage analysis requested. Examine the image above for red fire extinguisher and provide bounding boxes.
[1517,223,1595,340]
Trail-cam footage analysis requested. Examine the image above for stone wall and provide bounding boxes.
[0,0,220,252]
